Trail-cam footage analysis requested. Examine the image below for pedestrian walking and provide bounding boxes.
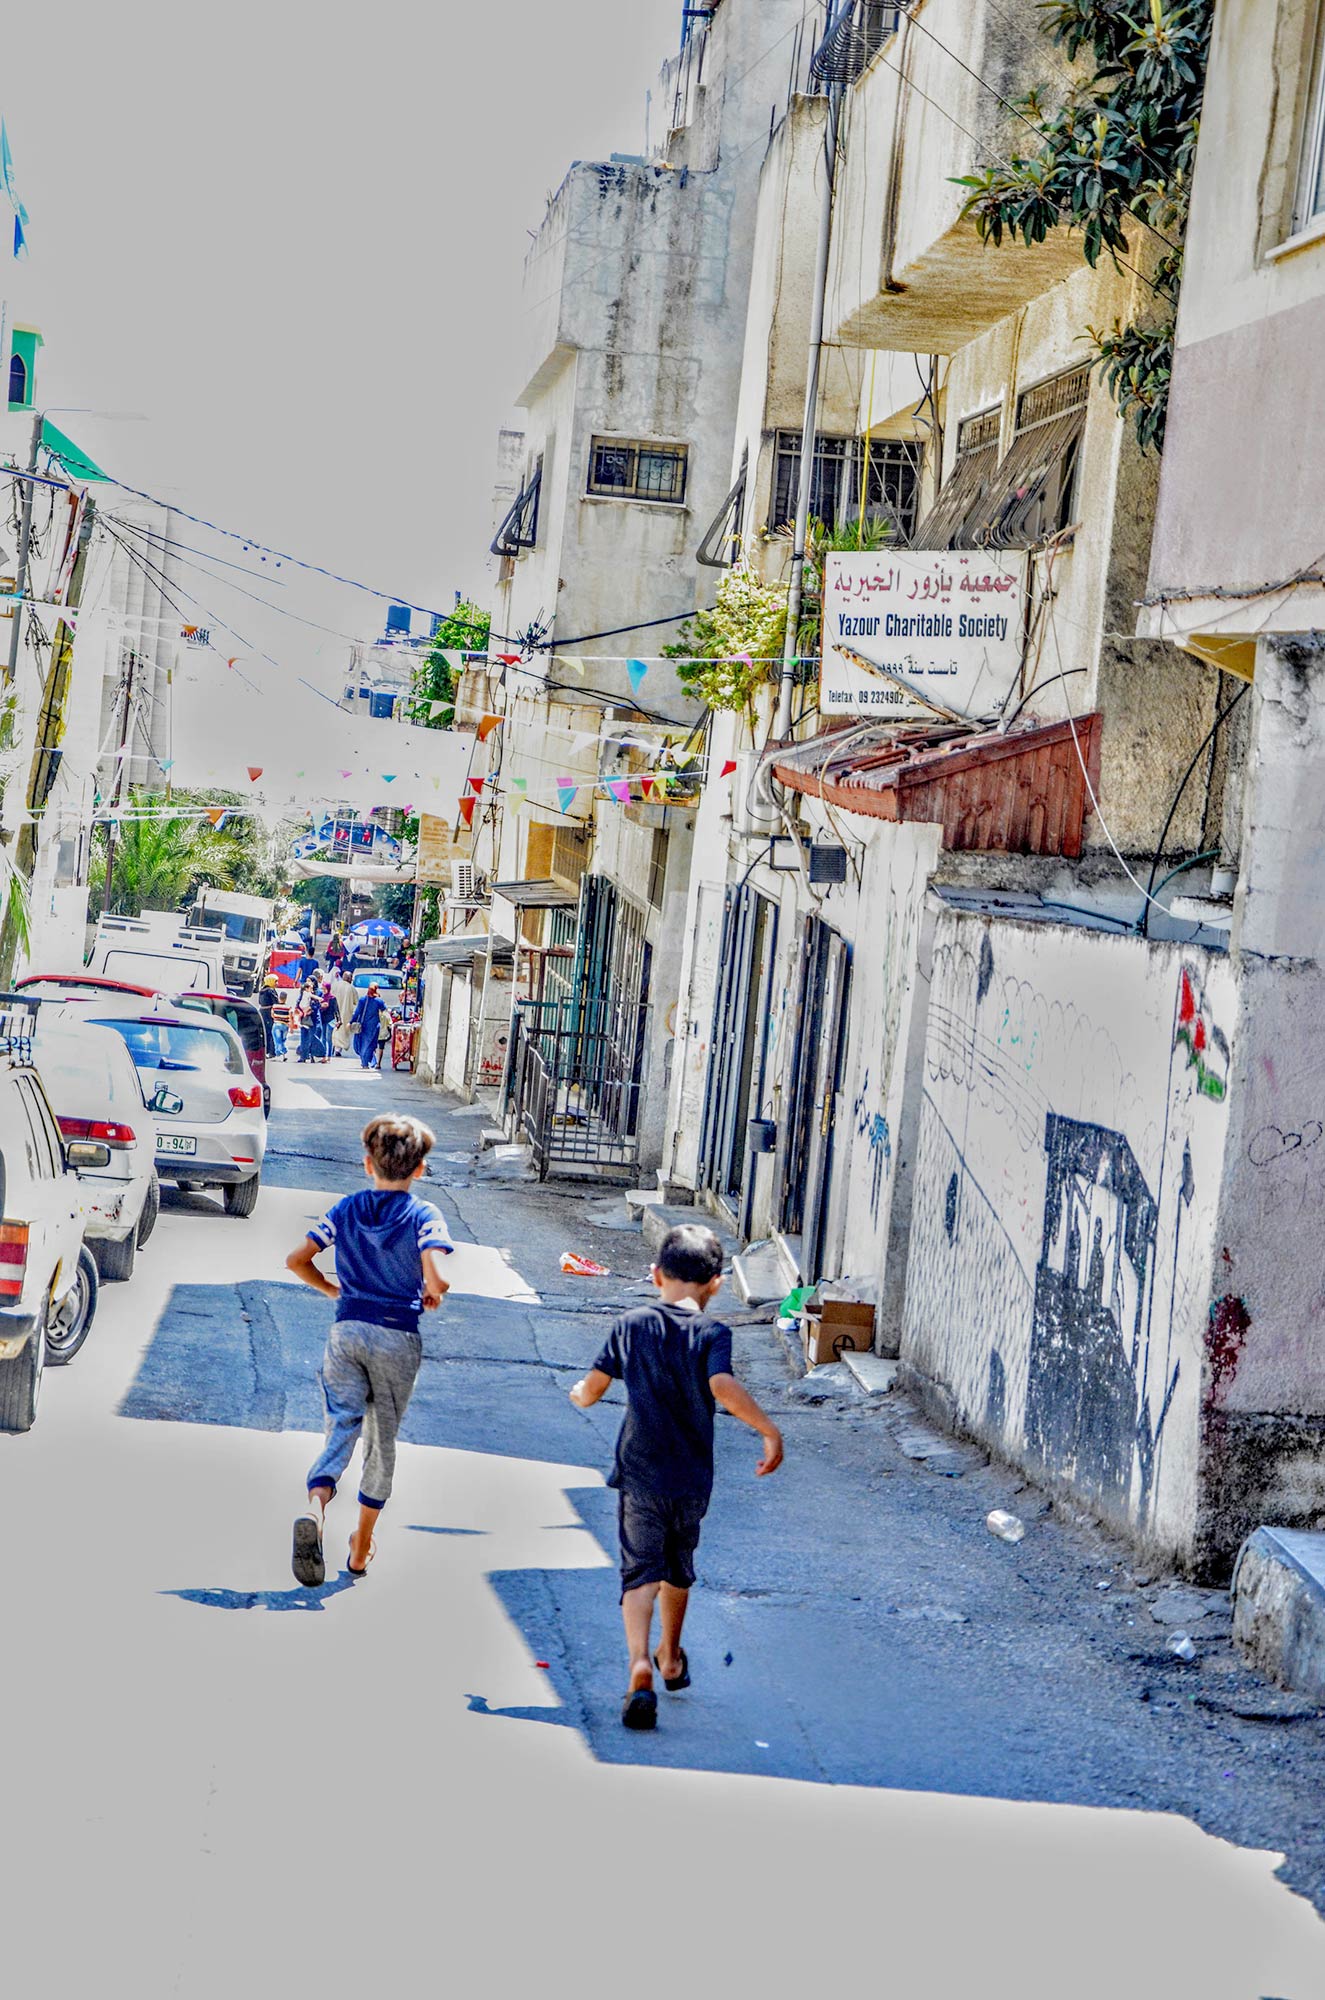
[326,931,345,970]
[331,968,356,1057]
[295,944,320,986]
[286,1114,454,1584]
[317,979,337,1063]
[351,982,388,1069]
[569,1223,783,1731]
[294,978,325,1063]
[258,975,285,1059]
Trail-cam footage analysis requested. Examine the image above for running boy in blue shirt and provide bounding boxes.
[286,1113,454,1585]
[569,1223,783,1730]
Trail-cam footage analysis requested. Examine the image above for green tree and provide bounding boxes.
[291,876,340,929]
[408,601,491,729]
[373,881,416,928]
[954,0,1212,450]
[90,792,244,916]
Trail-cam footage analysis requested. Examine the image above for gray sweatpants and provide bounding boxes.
[306,1318,422,1508]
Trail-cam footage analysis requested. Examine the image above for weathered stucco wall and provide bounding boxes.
[902,911,1237,1561]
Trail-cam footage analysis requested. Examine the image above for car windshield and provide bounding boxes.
[210,912,264,943]
[91,1018,243,1076]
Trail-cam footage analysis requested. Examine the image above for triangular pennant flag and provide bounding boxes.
[160,758,174,771]
[608,778,631,805]
[558,658,586,677]
[556,781,578,815]
[496,653,522,666]
[640,775,655,798]
[568,730,599,754]
[428,699,450,719]
[720,758,738,778]
[432,650,457,674]
[626,658,649,696]
[246,766,263,782]
[467,776,484,794]
[458,797,476,828]
[511,777,527,792]
[477,714,503,742]
[206,808,229,828]
[381,774,396,783]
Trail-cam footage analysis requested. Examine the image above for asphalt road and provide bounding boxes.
[4,1054,1324,1999]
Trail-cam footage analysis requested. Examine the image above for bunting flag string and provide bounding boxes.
[719,759,738,778]
[556,779,578,815]
[626,658,649,696]
[467,776,485,795]
[476,714,503,742]
[458,797,476,828]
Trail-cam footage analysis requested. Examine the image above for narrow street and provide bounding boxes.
[2,1060,1322,1998]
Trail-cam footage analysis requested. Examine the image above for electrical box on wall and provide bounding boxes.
[808,844,848,885]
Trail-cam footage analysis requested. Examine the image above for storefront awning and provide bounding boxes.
[489,878,580,910]
[773,713,1102,858]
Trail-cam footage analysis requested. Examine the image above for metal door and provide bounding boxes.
[779,916,851,1278]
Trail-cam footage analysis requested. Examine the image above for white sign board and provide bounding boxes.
[821,550,1026,720]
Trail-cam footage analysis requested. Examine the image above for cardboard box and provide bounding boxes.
[801,1298,875,1368]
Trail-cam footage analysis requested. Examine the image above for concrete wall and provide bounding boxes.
[901,910,1236,1562]
[1144,0,1325,633]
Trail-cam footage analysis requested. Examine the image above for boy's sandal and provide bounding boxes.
[654,1648,690,1692]
[621,1689,658,1731]
[291,1511,325,1589]
[347,1539,376,1578]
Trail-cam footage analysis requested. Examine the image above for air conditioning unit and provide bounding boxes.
[451,861,478,901]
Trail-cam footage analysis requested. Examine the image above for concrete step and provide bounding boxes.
[732,1239,786,1306]
[623,1187,665,1217]
[1232,1526,1325,1704]
[641,1204,738,1266]
[771,1230,803,1292]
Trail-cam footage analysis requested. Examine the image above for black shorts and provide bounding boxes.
[617,1487,708,1596]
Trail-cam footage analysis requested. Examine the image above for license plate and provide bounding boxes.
[156,1134,197,1156]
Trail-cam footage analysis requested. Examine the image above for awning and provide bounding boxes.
[288,857,415,883]
[773,712,1102,858]
[425,935,514,968]
[489,878,579,910]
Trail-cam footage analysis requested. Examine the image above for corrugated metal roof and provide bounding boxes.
[773,713,1102,858]
[490,878,580,910]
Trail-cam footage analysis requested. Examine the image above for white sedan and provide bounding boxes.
[32,1013,160,1281]
[85,999,267,1218]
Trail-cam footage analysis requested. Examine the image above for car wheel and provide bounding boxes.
[46,1247,99,1366]
[95,1229,136,1283]
[223,1174,260,1218]
[136,1173,161,1247]
[0,1304,45,1432]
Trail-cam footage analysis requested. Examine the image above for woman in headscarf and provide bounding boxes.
[330,965,357,1057]
[351,982,388,1070]
[294,978,324,1064]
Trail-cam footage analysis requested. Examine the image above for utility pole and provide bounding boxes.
[773,74,844,740]
[4,410,42,689]
[101,650,137,915]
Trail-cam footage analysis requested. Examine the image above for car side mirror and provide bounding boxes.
[149,1085,185,1116]
[67,1140,112,1170]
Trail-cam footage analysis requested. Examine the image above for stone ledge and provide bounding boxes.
[1231,1526,1325,1706]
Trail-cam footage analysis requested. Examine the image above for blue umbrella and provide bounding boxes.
[347,917,406,939]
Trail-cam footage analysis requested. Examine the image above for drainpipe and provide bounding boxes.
[773,79,842,741]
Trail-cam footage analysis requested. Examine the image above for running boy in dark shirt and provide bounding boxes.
[570,1222,783,1730]
[286,1113,453,1585]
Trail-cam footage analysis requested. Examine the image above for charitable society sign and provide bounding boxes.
[821,550,1026,720]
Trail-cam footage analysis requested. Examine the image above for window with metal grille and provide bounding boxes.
[551,825,590,887]
[909,406,1003,549]
[976,367,1090,549]
[491,457,542,557]
[811,1,903,85]
[587,438,688,505]
[770,431,919,538]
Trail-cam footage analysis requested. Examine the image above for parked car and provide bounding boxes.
[17,974,160,1005]
[31,1013,160,1281]
[0,1010,101,1428]
[350,967,404,997]
[172,991,270,1116]
[85,998,267,1218]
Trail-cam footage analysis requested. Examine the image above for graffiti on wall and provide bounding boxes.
[852,1069,891,1222]
[905,922,1234,1537]
[1175,964,1229,1101]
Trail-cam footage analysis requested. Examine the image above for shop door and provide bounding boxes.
[779,917,852,1282]
[697,885,778,1221]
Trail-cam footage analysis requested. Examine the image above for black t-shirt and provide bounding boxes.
[591,1303,734,1501]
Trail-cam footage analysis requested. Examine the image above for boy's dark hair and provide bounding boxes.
[657,1223,724,1285]
[362,1113,434,1182]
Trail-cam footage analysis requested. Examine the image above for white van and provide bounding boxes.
[87,917,224,994]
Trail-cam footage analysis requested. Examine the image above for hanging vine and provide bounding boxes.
[954,0,1212,450]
